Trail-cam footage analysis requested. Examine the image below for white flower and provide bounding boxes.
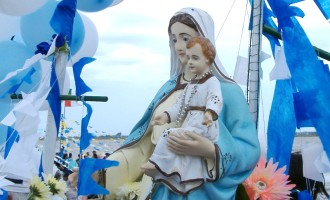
[28,176,52,200]
[43,173,68,200]
[116,182,142,200]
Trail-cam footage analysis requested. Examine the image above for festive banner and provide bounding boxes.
[72,57,94,96]
[266,0,330,168]
[267,80,296,172]
[314,0,330,20]
[79,101,93,151]
[50,0,77,48]
[78,158,119,195]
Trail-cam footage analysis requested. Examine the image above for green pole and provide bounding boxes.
[263,24,330,62]
[10,94,108,102]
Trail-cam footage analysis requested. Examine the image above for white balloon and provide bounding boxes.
[0,13,20,41]
[70,12,99,65]
[109,0,124,7]
[0,0,47,16]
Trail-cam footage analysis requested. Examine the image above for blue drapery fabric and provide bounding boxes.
[314,0,330,20]
[267,80,296,173]
[0,190,8,200]
[262,3,281,56]
[266,0,330,168]
[0,67,35,99]
[4,127,19,159]
[79,101,93,151]
[72,57,94,96]
[47,60,61,135]
[293,92,313,129]
[78,158,119,195]
[38,152,44,178]
[297,190,313,200]
[50,0,77,47]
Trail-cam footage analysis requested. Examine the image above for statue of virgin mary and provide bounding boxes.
[106,7,260,200]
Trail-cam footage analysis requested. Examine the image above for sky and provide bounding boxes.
[60,0,330,137]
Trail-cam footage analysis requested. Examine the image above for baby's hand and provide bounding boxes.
[152,113,168,126]
[202,111,213,127]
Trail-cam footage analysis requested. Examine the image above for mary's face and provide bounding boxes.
[170,22,199,65]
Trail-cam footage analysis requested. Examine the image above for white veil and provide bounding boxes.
[169,7,234,83]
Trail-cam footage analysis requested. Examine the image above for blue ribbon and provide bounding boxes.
[79,101,93,151]
[72,57,94,96]
[0,67,35,99]
[262,3,281,56]
[314,0,330,20]
[47,59,61,136]
[39,153,44,178]
[4,127,19,159]
[297,190,313,200]
[267,80,296,172]
[78,158,119,195]
[50,0,77,47]
[293,92,313,128]
[0,190,8,200]
[35,42,51,55]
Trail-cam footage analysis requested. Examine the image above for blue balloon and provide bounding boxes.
[77,0,114,12]
[0,40,41,97]
[20,0,85,55]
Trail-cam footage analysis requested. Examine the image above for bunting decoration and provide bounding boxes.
[266,0,330,170]
[47,57,61,135]
[314,0,330,20]
[4,127,19,159]
[78,158,119,196]
[267,80,296,173]
[50,0,77,51]
[0,0,121,196]
[79,101,94,151]
[0,61,52,180]
[0,67,35,99]
[72,57,94,96]
[262,3,281,56]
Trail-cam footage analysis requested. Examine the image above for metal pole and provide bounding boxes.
[10,94,108,102]
[263,24,330,62]
[247,0,264,127]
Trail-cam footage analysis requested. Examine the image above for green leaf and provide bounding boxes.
[235,184,249,200]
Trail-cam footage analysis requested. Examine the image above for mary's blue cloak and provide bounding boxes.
[122,77,260,200]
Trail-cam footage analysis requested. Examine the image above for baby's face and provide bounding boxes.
[186,43,210,76]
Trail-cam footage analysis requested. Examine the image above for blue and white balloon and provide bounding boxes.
[0,0,47,16]
[20,0,85,55]
[0,40,42,97]
[0,14,20,41]
[71,12,99,65]
[77,0,124,12]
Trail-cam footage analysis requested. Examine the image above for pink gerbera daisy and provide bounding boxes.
[243,157,296,200]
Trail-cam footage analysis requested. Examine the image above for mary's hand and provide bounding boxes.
[167,131,215,158]
[151,113,168,126]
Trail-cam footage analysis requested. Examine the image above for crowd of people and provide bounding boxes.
[54,149,110,200]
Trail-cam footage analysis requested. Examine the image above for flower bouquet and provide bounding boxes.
[27,174,68,200]
[115,181,142,200]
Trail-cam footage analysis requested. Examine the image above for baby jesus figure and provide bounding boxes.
[141,36,223,194]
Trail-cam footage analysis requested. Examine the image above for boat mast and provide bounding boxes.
[247,0,264,127]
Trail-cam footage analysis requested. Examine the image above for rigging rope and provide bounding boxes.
[236,0,251,57]
[215,0,237,41]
